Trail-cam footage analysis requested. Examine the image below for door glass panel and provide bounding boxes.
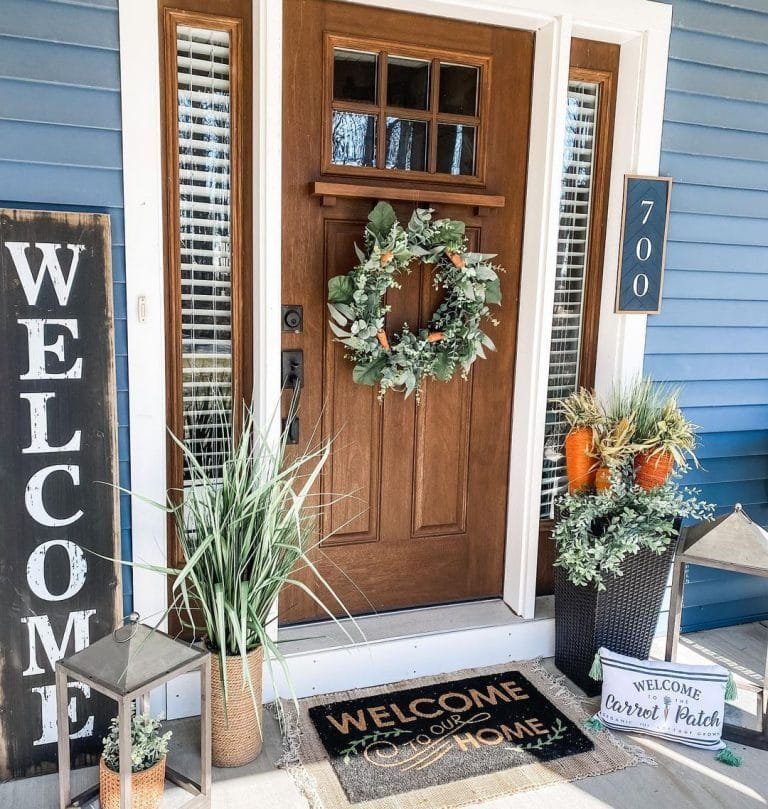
[331,111,377,166]
[539,80,600,519]
[439,63,479,116]
[333,48,378,103]
[387,56,430,110]
[176,24,233,483]
[436,123,476,175]
[385,117,428,171]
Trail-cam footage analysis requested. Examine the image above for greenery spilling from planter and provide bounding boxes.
[553,472,713,589]
[554,379,714,589]
[102,711,171,774]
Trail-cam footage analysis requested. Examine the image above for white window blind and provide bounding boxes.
[176,25,233,483]
[539,80,600,519]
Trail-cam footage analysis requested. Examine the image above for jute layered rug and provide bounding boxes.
[276,660,653,809]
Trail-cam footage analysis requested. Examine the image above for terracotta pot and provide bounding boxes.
[99,755,165,809]
[634,450,674,490]
[564,426,596,493]
[211,647,264,767]
[594,466,612,493]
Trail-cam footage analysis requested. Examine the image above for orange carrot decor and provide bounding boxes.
[634,450,674,490]
[380,251,393,265]
[426,332,444,343]
[595,466,612,494]
[564,426,596,493]
[447,251,465,269]
[376,330,391,351]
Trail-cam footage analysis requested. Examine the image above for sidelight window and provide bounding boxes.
[539,80,602,519]
[160,3,252,505]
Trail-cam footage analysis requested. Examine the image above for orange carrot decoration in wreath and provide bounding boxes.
[380,251,393,265]
[426,332,444,343]
[376,330,391,351]
[447,251,465,269]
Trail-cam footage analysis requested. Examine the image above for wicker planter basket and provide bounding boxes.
[211,646,264,767]
[99,755,165,809]
[554,519,681,697]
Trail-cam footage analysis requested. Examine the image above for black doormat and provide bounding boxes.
[308,670,594,803]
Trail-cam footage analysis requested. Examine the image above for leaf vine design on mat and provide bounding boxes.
[339,727,413,765]
[505,718,568,754]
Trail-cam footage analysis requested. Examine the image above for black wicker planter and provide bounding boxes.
[554,520,681,697]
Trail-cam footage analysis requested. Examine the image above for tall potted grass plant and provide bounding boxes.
[130,400,360,767]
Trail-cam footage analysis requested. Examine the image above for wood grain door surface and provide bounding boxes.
[281,0,533,623]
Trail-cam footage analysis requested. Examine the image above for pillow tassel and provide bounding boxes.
[715,746,742,767]
[584,716,606,732]
[725,672,738,701]
[588,651,603,681]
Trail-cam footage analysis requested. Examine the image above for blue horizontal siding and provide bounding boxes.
[671,184,768,220]
[663,270,768,300]
[1,0,119,50]
[0,0,131,612]
[666,91,768,135]
[649,0,768,632]
[661,151,768,190]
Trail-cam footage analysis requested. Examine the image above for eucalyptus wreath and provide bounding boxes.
[327,201,503,399]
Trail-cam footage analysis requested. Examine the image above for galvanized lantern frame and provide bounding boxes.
[56,618,212,808]
[666,505,768,750]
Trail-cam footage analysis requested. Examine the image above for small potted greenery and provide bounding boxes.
[100,711,172,809]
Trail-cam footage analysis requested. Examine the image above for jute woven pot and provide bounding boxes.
[99,755,165,809]
[211,647,264,767]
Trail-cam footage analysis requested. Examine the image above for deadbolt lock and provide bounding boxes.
[282,305,303,332]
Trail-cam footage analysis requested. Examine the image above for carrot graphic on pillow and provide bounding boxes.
[663,696,672,721]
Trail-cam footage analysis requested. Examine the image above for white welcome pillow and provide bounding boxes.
[592,647,735,750]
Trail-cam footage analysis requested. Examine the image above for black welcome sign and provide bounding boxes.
[0,209,120,781]
[309,671,593,803]
[615,175,672,314]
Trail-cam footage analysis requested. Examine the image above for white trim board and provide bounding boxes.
[118,0,672,706]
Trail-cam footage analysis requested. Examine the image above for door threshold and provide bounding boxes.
[279,597,553,654]
[270,597,555,699]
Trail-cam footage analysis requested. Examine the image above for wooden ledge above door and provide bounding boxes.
[310,181,505,216]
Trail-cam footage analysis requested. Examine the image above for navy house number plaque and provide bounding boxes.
[615,175,672,314]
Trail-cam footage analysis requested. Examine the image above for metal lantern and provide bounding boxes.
[56,614,212,808]
[666,504,768,749]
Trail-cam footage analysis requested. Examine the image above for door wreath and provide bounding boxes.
[327,201,503,400]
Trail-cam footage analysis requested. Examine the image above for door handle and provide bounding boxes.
[282,350,303,444]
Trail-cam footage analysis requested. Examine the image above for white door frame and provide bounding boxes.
[119,0,672,657]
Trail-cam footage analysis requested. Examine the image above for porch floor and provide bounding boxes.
[3,623,767,809]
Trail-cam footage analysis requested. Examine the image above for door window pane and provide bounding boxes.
[436,123,476,175]
[387,56,430,110]
[439,63,479,116]
[333,48,378,103]
[331,111,377,167]
[385,118,428,171]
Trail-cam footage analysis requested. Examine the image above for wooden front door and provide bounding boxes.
[281,0,533,623]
